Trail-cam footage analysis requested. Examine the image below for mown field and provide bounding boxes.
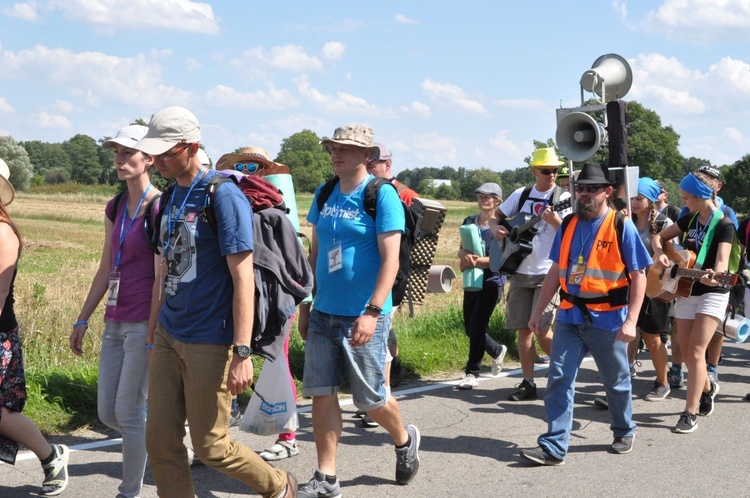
[9,189,517,434]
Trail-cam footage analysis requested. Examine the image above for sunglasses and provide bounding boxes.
[155,143,190,162]
[234,162,260,174]
[536,168,558,175]
[574,184,608,194]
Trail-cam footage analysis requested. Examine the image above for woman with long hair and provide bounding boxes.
[652,170,734,434]
[0,158,70,495]
[69,125,160,497]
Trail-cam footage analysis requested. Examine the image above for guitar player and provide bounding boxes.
[494,147,572,402]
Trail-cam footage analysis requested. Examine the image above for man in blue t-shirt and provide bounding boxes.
[519,163,651,467]
[136,107,296,498]
[297,124,420,496]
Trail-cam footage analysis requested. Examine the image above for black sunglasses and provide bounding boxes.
[155,143,190,161]
[536,168,558,175]
[574,184,608,193]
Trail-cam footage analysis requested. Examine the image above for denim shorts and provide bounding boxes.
[303,309,389,412]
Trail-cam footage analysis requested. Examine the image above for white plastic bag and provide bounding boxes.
[239,357,299,436]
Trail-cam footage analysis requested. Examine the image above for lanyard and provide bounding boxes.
[576,209,608,266]
[115,184,152,270]
[693,210,716,252]
[331,175,369,243]
[163,168,205,259]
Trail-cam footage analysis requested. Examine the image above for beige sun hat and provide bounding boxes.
[215,147,290,176]
[320,124,375,152]
[0,158,16,206]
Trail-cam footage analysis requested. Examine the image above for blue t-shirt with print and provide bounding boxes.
[307,175,405,317]
[550,209,652,331]
[158,169,254,344]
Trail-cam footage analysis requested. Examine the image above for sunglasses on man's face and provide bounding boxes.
[234,162,260,174]
[536,168,558,175]
[574,184,608,194]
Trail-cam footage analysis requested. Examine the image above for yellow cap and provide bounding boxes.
[529,147,564,167]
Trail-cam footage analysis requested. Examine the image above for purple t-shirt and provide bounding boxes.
[104,194,157,322]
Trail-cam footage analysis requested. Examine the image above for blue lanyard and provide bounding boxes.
[163,168,205,258]
[115,184,152,269]
[331,175,369,243]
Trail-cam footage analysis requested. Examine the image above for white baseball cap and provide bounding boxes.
[136,106,201,156]
[102,125,149,149]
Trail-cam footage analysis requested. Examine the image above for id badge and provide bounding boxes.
[568,264,585,286]
[107,271,121,307]
[327,242,343,273]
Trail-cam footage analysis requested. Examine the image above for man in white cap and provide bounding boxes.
[137,106,297,498]
[297,124,420,497]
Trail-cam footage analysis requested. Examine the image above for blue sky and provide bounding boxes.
[1,1,750,174]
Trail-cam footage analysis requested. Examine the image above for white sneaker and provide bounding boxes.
[492,345,508,377]
[457,374,478,390]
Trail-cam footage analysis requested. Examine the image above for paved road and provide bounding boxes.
[5,339,750,497]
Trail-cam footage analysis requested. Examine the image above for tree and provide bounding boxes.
[20,140,72,180]
[64,134,102,184]
[275,130,332,193]
[721,154,750,217]
[0,136,34,191]
[461,168,503,201]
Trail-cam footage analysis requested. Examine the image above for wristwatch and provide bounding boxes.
[232,345,252,358]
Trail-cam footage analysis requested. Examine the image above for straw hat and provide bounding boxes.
[215,147,277,172]
[0,158,16,206]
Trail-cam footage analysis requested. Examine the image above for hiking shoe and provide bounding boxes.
[395,425,421,485]
[707,365,719,384]
[41,443,69,496]
[491,345,508,376]
[361,414,379,428]
[519,446,565,466]
[644,382,671,402]
[229,408,242,428]
[259,439,300,461]
[297,469,341,498]
[698,380,720,417]
[668,366,685,389]
[458,374,479,390]
[508,379,537,401]
[594,396,609,409]
[609,434,635,454]
[672,411,698,434]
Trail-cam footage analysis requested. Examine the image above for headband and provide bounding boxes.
[680,173,713,199]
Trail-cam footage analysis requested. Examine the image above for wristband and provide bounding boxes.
[145,344,154,350]
[74,320,88,330]
[365,303,382,315]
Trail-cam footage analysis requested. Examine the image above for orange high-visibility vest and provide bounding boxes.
[558,209,629,312]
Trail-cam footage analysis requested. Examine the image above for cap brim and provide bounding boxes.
[0,177,15,206]
[215,153,277,171]
[321,138,373,150]
[134,137,180,156]
[102,137,140,149]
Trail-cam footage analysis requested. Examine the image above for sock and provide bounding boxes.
[707,363,718,372]
[41,444,56,466]
[324,473,338,485]
[396,435,411,449]
[385,385,391,398]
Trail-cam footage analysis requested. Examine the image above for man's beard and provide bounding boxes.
[576,196,604,220]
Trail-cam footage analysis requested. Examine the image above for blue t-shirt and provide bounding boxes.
[307,175,405,316]
[158,169,254,344]
[550,210,652,331]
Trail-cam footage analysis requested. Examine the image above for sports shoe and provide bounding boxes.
[395,425,421,485]
[508,379,537,401]
[629,360,641,378]
[41,443,69,496]
[259,439,300,461]
[667,366,685,389]
[361,414,379,428]
[535,355,550,364]
[609,434,635,454]
[672,411,698,434]
[491,345,508,376]
[187,446,204,467]
[229,408,242,428]
[281,471,298,498]
[519,446,565,466]
[594,396,609,409]
[354,410,365,419]
[698,380,720,417]
[644,382,671,402]
[457,374,479,390]
[297,469,341,498]
[707,365,719,384]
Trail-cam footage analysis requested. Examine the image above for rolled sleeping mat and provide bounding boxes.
[717,312,750,343]
[459,224,484,291]
[264,173,301,232]
[426,265,457,293]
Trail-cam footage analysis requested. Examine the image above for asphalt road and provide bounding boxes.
[5,338,750,497]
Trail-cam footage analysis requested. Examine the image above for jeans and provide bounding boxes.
[98,320,148,498]
[146,324,286,498]
[538,320,635,459]
[462,283,504,376]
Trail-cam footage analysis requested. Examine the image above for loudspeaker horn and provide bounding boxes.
[580,53,633,102]
[556,112,607,162]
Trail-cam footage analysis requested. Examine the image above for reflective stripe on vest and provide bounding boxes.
[558,209,629,311]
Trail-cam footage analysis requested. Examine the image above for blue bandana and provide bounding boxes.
[680,173,713,199]
[637,178,660,203]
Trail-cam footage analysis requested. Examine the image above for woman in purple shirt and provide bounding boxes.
[69,125,160,498]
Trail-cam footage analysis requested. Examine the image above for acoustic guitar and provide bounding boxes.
[489,198,571,274]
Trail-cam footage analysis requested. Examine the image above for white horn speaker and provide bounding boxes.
[580,53,633,102]
[556,112,607,162]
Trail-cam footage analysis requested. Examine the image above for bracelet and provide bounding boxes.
[145,344,154,350]
[73,320,88,329]
[365,303,383,315]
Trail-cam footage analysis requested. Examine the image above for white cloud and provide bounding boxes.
[205,84,298,110]
[235,45,324,72]
[0,45,193,109]
[45,0,219,34]
[724,126,743,142]
[400,101,431,118]
[3,2,38,21]
[48,99,81,113]
[36,111,71,129]
[186,58,202,72]
[642,0,750,42]
[294,75,397,118]
[493,98,549,112]
[395,13,418,24]
[629,53,707,113]
[321,42,345,61]
[408,132,459,166]
[0,97,15,112]
[489,130,524,157]
[421,79,488,115]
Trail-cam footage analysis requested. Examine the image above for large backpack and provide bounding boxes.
[315,176,422,308]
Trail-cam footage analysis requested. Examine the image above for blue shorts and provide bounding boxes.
[302,309,389,412]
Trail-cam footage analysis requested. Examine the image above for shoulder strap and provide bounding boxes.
[316,177,340,213]
[517,186,534,212]
[107,191,127,223]
[695,209,723,269]
[202,175,235,232]
[364,177,393,220]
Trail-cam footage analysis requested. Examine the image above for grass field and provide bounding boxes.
[8,189,516,434]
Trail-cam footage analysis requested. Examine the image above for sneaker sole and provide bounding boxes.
[41,444,69,496]
[699,382,720,417]
[609,434,635,454]
[492,345,508,377]
[672,424,698,434]
[520,450,565,466]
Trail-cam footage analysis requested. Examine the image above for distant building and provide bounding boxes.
[428,179,452,188]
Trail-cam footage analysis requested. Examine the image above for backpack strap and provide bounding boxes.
[201,175,235,232]
[316,177,340,213]
[516,186,534,214]
[107,191,127,223]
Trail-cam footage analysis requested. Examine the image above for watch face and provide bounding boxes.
[233,345,252,358]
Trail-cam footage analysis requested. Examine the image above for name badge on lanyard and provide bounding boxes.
[569,255,585,285]
[107,271,121,306]
[327,242,343,273]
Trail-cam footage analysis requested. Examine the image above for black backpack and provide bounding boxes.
[108,191,161,254]
[316,176,422,308]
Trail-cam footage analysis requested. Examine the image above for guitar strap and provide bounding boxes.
[690,209,723,270]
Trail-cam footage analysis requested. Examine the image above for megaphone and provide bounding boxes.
[580,53,633,102]
[555,111,607,162]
